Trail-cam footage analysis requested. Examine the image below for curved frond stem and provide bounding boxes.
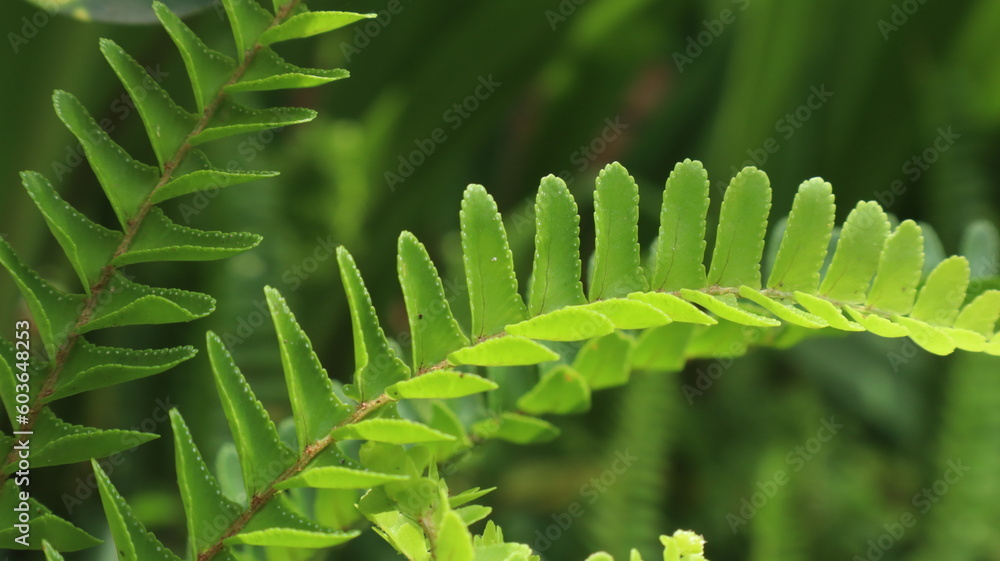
[0,0,304,487]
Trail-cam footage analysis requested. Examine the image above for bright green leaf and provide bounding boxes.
[338,248,410,401]
[590,163,647,300]
[738,286,828,328]
[276,465,409,490]
[398,232,470,371]
[679,290,780,327]
[191,102,316,145]
[506,306,615,341]
[573,331,633,389]
[82,274,215,332]
[628,292,717,325]
[92,461,183,560]
[651,159,710,291]
[910,256,970,326]
[767,178,835,292]
[266,287,350,449]
[461,185,528,338]
[866,220,924,314]
[25,408,157,471]
[793,292,864,331]
[517,365,591,415]
[706,167,771,289]
[220,0,275,60]
[154,2,237,112]
[114,208,261,265]
[100,39,199,169]
[386,370,497,399]
[259,11,375,45]
[436,511,474,561]
[53,90,159,228]
[954,290,1000,336]
[207,332,295,498]
[447,336,559,367]
[227,48,349,93]
[579,298,671,329]
[819,201,891,303]
[21,171,121,290]
[528,175,588,315]
[333,419,455,444]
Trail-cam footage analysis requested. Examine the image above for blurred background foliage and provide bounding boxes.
[1,0,1000,559]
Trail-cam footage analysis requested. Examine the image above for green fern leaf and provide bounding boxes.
[506,307,615,341]
[93,461,183,560]
[517,365,591,415]
[652,159,711,291]
[447,336,558,367]
[574,331,633,389]
[386,370,498,399]
[100,39,199,168]
[265,287,350,449]
[52,341,195,401]
[819,201,891,302]
[114,207,261,265]
[793,291,864,331]
[579,298,671,329]
[0,238,81,355]
[766,178,835,292]
[528,175,588,315]
[332,419,456,444]
[631,324,693,371]
[910,255,970,326]
[590,163,647,300]
[259,11,375,45]
[276,465,409,490]
[628,292,717,325]
[21,408,155,471]
[866,219,924,314]
[190,102,316,144]
[151,150,278,204]
[954,290,1000,336]
[227,48,349,93]
[170,410,244,552]
[738,286,828,328]
[82,274,215,332]
[338,247,411,402]
[21,171,121,289]
[153,2,238,112]
[461,185,528,338]
[472,413,559,444]
[679,290,780,327]
[397,232,470,371]
[53,90,160,227]
[206,332,295,498]
[220,0,276,59]
[234,499,360,548]
[706,167,771,288]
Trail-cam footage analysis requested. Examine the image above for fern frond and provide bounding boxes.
[85,159,998,561]
[0,0,371,551]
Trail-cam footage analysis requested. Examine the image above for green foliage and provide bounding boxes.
[0,0,365,551]
[75,159,997,561]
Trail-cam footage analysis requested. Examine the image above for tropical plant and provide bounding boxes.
[2,1,1000,560]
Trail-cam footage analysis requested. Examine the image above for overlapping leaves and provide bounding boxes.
[88,159,999,561]
[0,0,369,552]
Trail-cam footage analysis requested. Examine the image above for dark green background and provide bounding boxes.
[1,0,999,559]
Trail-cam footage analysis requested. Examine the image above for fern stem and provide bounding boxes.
[197,393,393,561]
[0,0,304,488]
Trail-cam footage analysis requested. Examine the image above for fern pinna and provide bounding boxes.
[51,160,998,560]
[0,0,372,552]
